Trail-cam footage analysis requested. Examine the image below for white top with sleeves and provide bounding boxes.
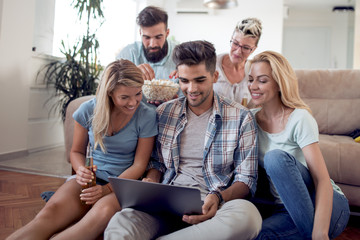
[213,53,251,104]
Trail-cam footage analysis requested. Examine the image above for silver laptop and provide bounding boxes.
[108,177,203,216]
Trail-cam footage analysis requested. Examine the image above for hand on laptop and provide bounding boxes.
[142,177,157,183]
[181,193,219,225]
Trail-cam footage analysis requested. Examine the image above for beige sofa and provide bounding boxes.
[295,69,360,208]
[64,69,360,207]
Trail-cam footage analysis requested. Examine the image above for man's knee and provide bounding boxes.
[105,208,160,240]
[219,199,262,239]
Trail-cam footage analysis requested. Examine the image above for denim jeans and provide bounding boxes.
[253,149,350,240]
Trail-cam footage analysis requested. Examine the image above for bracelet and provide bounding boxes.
[207,190,224,206]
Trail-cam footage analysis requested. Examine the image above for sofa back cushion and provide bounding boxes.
[64,95,95,163]
[295,69,360,135]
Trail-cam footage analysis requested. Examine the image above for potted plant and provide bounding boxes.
[38,0,104,121]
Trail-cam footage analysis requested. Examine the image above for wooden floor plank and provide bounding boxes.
[0,170,65,239]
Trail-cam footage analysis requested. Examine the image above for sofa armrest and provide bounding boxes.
[64,95,95,164]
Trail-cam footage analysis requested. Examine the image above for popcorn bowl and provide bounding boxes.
[142,79,179,101]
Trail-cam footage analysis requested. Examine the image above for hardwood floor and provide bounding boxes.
[0,170,65,239]
[1,169,359,239]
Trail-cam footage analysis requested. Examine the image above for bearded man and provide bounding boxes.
[116,6,177,81]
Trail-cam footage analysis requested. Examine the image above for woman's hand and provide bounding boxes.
[182,193,219,225]
[75,165,95,187]
[80,184,107,205]
[169,70,178,79]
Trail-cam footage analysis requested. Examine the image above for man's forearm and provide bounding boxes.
[221,181,250,202]
[145,168,162,183]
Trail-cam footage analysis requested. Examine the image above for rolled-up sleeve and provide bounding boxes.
[233,111,258,197]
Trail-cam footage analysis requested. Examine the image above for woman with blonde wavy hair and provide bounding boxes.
[8,59,158,240]
[248,51,349,239]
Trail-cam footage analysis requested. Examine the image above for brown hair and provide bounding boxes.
[137,6,168,29]
[172,40,216,74]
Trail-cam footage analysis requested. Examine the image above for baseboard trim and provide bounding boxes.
[0,150,28,162]
[0,144,65,161]
[28,144,64,154]
[0,166,69,179]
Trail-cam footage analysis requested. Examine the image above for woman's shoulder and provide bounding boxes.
[291,108,313,121]
[137,101,157,118]
[74,98,96,115]
[79,97,96,108]
[289,108,318,129]
[217,53,227,61]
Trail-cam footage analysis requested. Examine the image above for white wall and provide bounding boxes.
[33,0,55,55]
[0,0,63,159]
[283,8,355,69]
[354,0,360,68]
[0,0,34,156]
[144,0,284,56]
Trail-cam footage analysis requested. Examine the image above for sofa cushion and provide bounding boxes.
[295,69,360,135]
[319,134,360,186]
[336,183,360,207]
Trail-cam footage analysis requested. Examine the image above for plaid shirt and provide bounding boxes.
[148,93,258,196]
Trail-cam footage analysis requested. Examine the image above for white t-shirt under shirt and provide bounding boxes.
[213,53,251,104]
[252,108,343,202]
[171,107,213,200]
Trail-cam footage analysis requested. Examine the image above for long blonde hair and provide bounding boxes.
[92,59,143,152]
[249,51,311,113]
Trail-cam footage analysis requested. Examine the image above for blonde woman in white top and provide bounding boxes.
[213,18,262,107]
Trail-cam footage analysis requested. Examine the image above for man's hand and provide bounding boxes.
[142,177,157,183]
[138,63,155,80]
[182,193,219,225]
[147,100,164,107]
[147,94,178,107]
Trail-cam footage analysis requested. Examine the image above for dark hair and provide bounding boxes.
[136,6,168,29]
[172,40,216,74]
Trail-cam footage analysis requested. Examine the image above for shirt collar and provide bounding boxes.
[178,92,223,120]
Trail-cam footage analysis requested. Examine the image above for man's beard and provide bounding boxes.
[143,41,168,63]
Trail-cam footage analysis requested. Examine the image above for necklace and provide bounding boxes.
[109,115,130,136]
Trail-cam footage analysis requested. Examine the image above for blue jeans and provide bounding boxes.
[253,149,350,240]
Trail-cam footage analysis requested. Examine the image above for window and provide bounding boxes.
[53,0,137,65]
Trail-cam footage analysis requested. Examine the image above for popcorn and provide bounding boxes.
[142,79,179,101]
